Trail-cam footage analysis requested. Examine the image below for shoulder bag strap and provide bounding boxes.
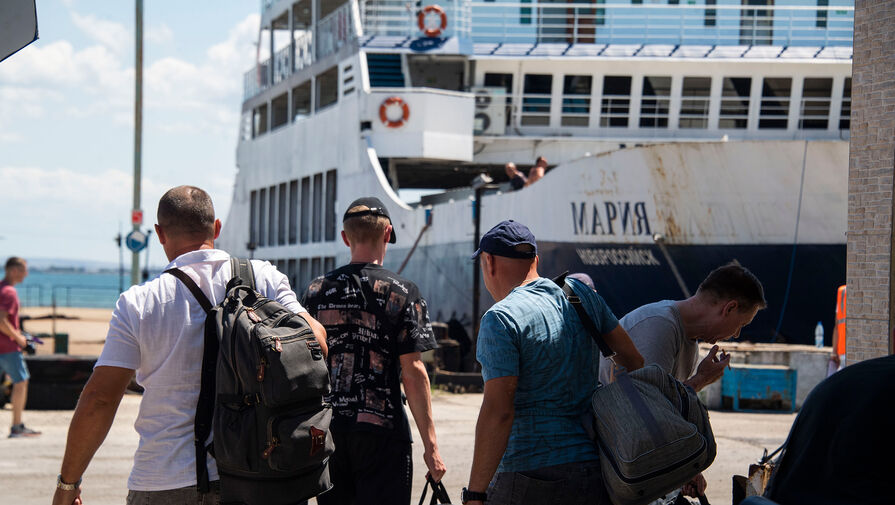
[164,267,218,494]
[560,281,616,360]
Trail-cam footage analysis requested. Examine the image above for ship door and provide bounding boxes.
[740,0,774,45]
[407,55,467,91]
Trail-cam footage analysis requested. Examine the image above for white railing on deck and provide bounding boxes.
[466,2,853,47]
[359,0,472,39]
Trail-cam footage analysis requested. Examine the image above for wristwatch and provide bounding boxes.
[56,474,81,491]
[461,487,487,503]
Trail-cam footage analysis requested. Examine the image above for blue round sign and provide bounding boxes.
[125,230,149,253]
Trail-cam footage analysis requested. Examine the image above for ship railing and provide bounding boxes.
[467,2,853,47]
[245,1,361,100]
[561,93,591,127]
[359,0,472,39]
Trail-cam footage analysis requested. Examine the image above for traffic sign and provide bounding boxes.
[131,209,144,226]
[125,230,149,253]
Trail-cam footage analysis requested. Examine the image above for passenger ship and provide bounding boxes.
[218,0,853,344]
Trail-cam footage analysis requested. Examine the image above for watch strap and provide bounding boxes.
[461,487,488,503]
[56,474,81,491]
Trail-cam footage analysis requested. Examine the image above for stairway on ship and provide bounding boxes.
[366,53,406,87]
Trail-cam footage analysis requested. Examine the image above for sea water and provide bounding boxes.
[12,270,160,309]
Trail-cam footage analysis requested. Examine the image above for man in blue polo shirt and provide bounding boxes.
[462,220,644,505]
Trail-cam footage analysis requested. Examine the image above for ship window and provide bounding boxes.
[484,73,513,125]
[300,177,311,243]
[759,77,792,129]
[839,77,851,131]
[278,182,287,245]
[268,185,277,246]
[250,190,258,248]
[311,257,323,282]
[640,76,671,128]
[258,188,267,246]
[312,173,323,242]
[289,180,298,244]
[272,93,289,129]
[561,75,592,127]
[799,78,833,130]
[816,0,828,28]
[316,67,339,110]
[325,169,337,241]
[299,258,309,293]
[293,81,312,121]
[287,259,297,290]
[600,76,631,128]
[719,77,751,129]
[680,77,711,129]
[253,104,268,137]
[521,74,552,126]
[324,257,336,275]
[705,0,717,27]
[241,112,252,141]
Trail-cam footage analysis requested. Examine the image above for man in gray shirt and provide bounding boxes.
[599,262,766,498]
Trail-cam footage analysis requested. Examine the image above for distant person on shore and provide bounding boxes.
[302,197,446,505]
[525,156,548,186]
[464,220,643,505]
[504,162,527,191]
[51,186,327,505]
[0,256,40,438]
[599,262,766,499]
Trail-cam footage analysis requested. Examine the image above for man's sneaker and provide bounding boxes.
[8,423,41,438]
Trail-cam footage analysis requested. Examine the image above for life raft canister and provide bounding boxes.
[835,284,846,355]
[417,5,448,38]
[379,96,410,128]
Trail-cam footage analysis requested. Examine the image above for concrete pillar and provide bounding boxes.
[846,0,895,362]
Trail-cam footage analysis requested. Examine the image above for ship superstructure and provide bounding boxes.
[220,0,854,343]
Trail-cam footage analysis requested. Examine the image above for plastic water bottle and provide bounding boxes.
[815,321,824,348]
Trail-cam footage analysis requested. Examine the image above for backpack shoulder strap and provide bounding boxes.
[163,267,218,494]
[230,257,256,291]
[560,280,616,360]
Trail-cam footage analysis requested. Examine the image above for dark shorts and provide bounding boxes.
[316,430,412,505]
[126,481,220,505]
[486,461,608,505]
[0,351,29,383]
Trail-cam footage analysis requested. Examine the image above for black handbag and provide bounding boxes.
[418,476,452,505]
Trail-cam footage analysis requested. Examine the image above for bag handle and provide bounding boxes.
[418,475,452,505]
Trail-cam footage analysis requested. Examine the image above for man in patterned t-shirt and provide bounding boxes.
[303,197,446,505]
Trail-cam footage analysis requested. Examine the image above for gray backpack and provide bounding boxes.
[166,258,333,505]
[559,276,716,505]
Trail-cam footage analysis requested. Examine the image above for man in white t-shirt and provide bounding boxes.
[51,186,327,505]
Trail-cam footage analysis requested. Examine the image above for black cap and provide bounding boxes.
[343,197,397,243]
[471,220,537,259]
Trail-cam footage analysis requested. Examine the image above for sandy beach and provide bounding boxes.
[2,307,797,504]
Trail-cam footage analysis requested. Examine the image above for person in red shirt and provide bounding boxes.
[0,256,40,438]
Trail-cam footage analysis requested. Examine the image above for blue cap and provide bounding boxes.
[471,220,537,260]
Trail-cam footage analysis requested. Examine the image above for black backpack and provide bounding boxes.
[166,257,334,505]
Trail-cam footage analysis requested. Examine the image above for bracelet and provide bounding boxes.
[56,474,81,491]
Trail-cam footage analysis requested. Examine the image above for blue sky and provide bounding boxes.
[0,0,260,269]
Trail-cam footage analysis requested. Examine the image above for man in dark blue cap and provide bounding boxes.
[302,197,446,505]
[462,220,644,505]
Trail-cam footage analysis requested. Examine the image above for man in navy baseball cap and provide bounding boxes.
[471,220,537,260]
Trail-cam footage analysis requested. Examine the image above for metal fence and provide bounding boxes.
[19,285,121,309]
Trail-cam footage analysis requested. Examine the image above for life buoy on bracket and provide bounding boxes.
[379,97,410,128]
[417,5,448,38]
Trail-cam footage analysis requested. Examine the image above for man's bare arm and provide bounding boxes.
[604,324,645,373]
[0,310,26,348]
[465,375,518,505]
[400,352,446,482]
[52,366,133,505]
[299,312,328,358]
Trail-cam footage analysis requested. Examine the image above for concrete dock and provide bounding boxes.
[1,391,795,505]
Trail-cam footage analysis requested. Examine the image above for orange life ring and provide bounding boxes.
[379,96,410,128]
[417,5,448,38]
